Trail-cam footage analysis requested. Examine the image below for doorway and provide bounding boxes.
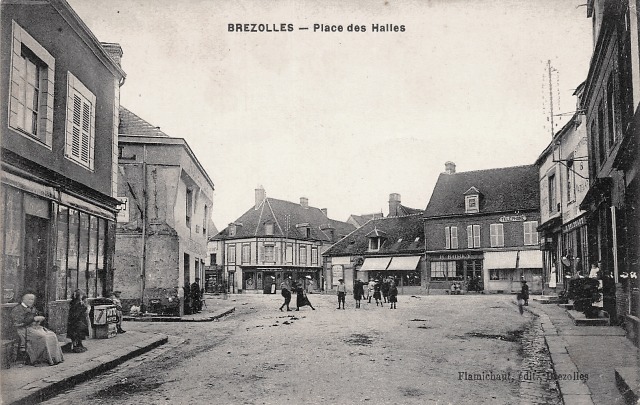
[24,215,49,313]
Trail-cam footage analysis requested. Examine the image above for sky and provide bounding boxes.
[67,0,593,229]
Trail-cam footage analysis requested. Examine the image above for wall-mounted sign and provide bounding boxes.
[499,214,527,223]
[116,197,129,223]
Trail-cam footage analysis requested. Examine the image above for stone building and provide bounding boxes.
[212,187,355,293]
[424,163,542,294]
[1,0,125,334]
[115,107,214,315]
[578,0,640,345]
[535,84,590,293]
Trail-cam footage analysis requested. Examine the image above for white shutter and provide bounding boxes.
[445,227,451,249]
[467,225,473,248]
[72,94,81,159]
[451,227,458,249]
[473,225,481,247]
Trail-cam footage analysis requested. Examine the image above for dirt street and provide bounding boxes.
[42,293,559,405]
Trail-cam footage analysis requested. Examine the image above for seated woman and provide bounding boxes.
[10,293,64,365]
[67,289,90,352]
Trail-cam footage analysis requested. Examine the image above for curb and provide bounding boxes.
[8,333,168,405]
[124,307,235,322]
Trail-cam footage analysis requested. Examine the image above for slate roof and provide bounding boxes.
[347,213,384,227]
[323,213,425,257]
[424,165,540,218]
[389,204,423,217]
[213,198,356,242]
[119,106,170,137]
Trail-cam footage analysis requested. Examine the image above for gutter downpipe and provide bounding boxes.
[140,145,148,312]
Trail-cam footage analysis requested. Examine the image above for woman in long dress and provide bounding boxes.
[67,289,90,352]
[11,293,64,365]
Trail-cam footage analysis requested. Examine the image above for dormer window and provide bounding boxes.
[369,237,381,251]
[464,187,480,214]
[228,223,236,237]
[366,227,386,252]
[264,221,274,235]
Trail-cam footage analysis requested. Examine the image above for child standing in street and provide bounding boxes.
[336,279,347,309]
[389,282,398,309]
[373,280,383,307]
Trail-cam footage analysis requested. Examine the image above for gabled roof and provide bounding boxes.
[424,165,539,218]
[213,197,355,242]
[389,204,423,217]
[323,214,425,257]
[365,227,387,238]
[119,106,170,137]
[463,186,480,196]
[347,212,384,227]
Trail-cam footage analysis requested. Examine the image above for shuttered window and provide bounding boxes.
[523,221,539,246]
[65,72,96,170]
[490,224,504,247]
[445,226,458,249]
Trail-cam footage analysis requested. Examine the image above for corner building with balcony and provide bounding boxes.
[424,163,543,294]
[1,0,125,334]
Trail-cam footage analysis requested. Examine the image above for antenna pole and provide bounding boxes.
[548,59,555,138]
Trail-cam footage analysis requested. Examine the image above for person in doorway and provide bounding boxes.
[110,291,126,334]
[279,282,292,311]
[191,278,202,313]
[296,287,315,311]
[67,289,90,352]
[336,279,347,309]
[354,280,364,309]
[183,282,192,315]
[389,281,398,309]
[373,280,383,307]
[520,279,529,306]
[11,293,64,365]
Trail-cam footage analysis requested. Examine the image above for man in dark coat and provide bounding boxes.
[279,282,292,311]
[191,278,202,313]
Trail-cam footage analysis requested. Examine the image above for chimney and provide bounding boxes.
[388,193,401,217]
[300,197,309,209]
[255,186,265,210]
[101,42,123,67]
[444,161,456,174]
[321,208,327,216]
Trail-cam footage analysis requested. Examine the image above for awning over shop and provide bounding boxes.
[360,257,391,271]
[387,256,421,271]
[484,250,542,269]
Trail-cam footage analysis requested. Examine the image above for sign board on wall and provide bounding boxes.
[332,265,343,286]
[116,197,129,222]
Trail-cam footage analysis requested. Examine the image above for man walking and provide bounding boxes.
[280,282,292,311]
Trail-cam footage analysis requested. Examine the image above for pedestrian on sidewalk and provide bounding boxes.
[191,278,202,313]
[389,281,398,309]
[280,282,292,311]
[373,280,383,307]
[67,289,90,353]
[354,280,365,308]
[110,291,126,334]
[520,279,529,306]
[336,279,347,309]
[296,287,315,311]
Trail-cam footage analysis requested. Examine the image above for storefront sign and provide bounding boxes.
[562,215,587,233]
[499,214,527,223]
[431,253,482,261]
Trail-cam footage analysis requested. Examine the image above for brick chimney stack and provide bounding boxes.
[300,197,309,209]
[101,42,123,67]
[255,186,265,210]
[388,193,401,217]
[445,161,456,174]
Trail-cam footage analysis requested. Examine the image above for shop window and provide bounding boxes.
[490,224,504,247]
[2,187,24,303]
[67,209,79,294]
[9,21,55,148]
[78,212,89,294]
[97,217,106,297]
[445,226,458,249]
[56,206,69,300]
[88,216,98,298]
[489,269,510,280]
[430,261,456,281]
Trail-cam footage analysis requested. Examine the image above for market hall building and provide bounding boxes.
[1,0,125,334]
[424,163,543,294]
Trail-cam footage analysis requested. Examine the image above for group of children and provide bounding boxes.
[339,278,398,309]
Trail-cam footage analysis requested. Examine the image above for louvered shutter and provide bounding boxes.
[451,227,458,249]
[467,225,473,248]
[445,227,451,249]
[258,244,264,263]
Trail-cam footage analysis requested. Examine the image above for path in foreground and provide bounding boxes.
[43,294,560,405]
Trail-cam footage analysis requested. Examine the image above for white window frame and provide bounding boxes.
[467,225,480,248]
[227,244,236,263]
[490,224,504,247]
[264,244,275,263]
[523,221,539,246]
[465,195,479,213]
[285,243,293,264]
[445,226,458,249]
[299,246,307,265]
[369,237,380,252]
[241,243,251,264]
[65,72,96,170]
[311,247,318,266]
[8,21,55,148]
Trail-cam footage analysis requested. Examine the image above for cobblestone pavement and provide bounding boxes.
[40,294,563,405]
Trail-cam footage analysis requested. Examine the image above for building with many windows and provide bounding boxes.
[1,0,125,334]
[424,163,542,294]
[578,0,639,345]
[536,85,590,293]
[323,194,425,294]
[212,187,355,293]
[115,107,214,315]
